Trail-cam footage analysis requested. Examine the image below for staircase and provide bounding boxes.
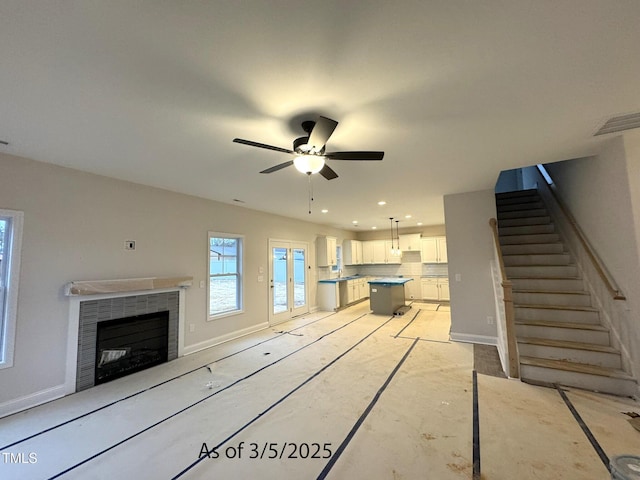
[496,189,636,396]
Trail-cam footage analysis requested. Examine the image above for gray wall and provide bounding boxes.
[544,130,640,378]
[443,189,498,343]
[0,153,353,412]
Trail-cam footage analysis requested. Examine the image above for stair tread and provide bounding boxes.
[509,275,581,280]
[515,319,608,331]
[503,252,568,256]
[513,289,589,295]
[517,336,620,354]
[515,303,598,312]
[520,356,634,380]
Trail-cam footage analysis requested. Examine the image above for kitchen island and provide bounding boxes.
[368,277,413,315]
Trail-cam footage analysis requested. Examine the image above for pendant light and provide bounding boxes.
[389,217,395,254]
[395,220,402,257]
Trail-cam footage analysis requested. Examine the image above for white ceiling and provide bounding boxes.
[1,1,639,231]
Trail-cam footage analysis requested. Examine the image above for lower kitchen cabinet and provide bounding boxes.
[421,277,449,301]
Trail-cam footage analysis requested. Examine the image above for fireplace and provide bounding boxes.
[95,311,169,385]
[75,291,180,391]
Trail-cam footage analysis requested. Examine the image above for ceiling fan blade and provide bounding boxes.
[319,164,339,180]
[233,138,294,155]
[307,116,338,152]
[260,160,294,174]
[324,151,385,161]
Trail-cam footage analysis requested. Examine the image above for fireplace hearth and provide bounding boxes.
[95,311,169,385]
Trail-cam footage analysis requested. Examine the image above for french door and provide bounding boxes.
[269,240,308,325]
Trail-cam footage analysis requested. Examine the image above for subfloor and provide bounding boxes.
[1,302,639,479]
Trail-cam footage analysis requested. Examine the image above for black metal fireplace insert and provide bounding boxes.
[95,310,169,385]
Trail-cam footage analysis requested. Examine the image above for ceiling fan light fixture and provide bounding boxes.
[294,155,325,174]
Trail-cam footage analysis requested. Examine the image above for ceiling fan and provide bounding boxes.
[232,116,384,180]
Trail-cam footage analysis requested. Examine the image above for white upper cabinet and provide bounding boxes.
[421,236,448,263]
[317,236,337,266]
[361,240,401,264]
[343,239,363,265]
[399,233,421,251]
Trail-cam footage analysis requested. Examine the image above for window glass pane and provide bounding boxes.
[209,275,238,315]
[209,234,242,318]
[0,218,6,349]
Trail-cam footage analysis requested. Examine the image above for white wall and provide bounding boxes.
[0,153,352,413]
[443,189,498,344]
[544,131,640,379]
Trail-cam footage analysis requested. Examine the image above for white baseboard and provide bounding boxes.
[182,322,270,356]
[449,332,497,346]
[0,384,67,419]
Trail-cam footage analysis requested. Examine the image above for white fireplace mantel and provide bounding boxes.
[64,276,193,296]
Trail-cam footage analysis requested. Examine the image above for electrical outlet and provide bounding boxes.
[199,280,205,288]
[189,324,195,333]
[124,240,136,250]
[487,316,494,325]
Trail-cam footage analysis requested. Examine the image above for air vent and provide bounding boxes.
[0,140,8,145]
[594,112,640,136]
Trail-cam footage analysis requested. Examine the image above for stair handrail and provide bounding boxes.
[489,218,520,378]
[535,165,625,300]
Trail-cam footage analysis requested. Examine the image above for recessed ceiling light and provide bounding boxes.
[405,214,412,219]
[417,222,423,226]
[377,201,386,206]
[371,226,377,230]
[352,220,358,225]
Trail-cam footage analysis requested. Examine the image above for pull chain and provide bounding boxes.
[307,173,313,214]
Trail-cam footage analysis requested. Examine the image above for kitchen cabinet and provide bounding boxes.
[399,234,421,251]
[361,240,402,264]
[318,276,368,311]
[421,236,448,263]
[421,277,449,301]
[317,236,337,267]
[343,239,363,265]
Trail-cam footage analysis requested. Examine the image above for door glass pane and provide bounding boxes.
[272,247,288,314]
[293,248,306,308]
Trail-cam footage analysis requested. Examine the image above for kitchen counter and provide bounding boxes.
[368,277,413,285]
[318,275,363,284]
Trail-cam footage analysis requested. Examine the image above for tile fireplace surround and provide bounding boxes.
[65,277,192,394]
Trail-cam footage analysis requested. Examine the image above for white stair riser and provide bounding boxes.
[503,254,571,266]
[498,208,548,220]
[506,265,578,278]
[500,233,560,245]
[515,307,600,324]
[500,224,556,235]
[520,365,636,397]
[518,344,622,369]
[515,324,610,345]
[514,291,592,307]
[499,216,551,227]
[498,201,545,212]
[511,277,585,291]
[501,243,565,255]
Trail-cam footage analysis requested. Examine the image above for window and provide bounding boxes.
[0,209,23,369]
[332,245,342,273]
[208,233,243,319]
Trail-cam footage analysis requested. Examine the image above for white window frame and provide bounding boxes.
[208,232,244,321]
[0,209,23,369]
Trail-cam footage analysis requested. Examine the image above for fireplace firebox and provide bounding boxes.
[95,311,169,385]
